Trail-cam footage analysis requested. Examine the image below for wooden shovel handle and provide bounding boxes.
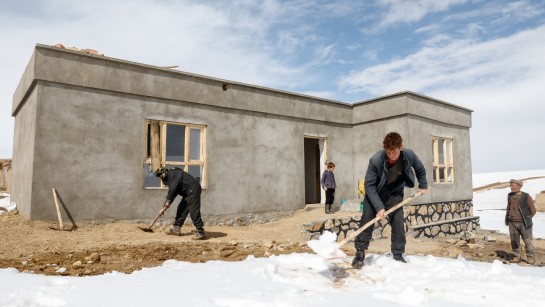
[148,207,167,228]
[337,192,422,248]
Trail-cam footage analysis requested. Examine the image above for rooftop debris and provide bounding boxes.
[54,43,104,56]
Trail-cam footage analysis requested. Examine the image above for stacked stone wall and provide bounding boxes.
[409,217,480,238]
[405,200,473,227]
[303,200,479,240]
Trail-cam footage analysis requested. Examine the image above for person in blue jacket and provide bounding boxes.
[352,132,428,268]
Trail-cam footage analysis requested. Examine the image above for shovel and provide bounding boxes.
[138,206,167,233]
[337,192,422,248]
[309,192,422,260]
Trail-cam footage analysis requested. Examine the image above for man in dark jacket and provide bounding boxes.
[505,179,536,264]
[352,132,428,268]
[154,167,205,240]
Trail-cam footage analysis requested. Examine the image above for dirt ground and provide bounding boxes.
[1,200,544,277]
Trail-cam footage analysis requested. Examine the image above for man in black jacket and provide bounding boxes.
[505,179,536,264]
[154,167,205,240]
[352,132,428,268]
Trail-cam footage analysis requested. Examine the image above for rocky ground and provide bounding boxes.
[1,199,544,277]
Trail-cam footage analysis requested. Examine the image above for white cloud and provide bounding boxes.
[376,0,469,27]
[339,24,545,106]
[339,24,545,172]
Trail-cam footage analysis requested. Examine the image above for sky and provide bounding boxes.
[2,169,545,306]
[1,0,545,172]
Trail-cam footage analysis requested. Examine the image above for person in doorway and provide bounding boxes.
[154,167,206,240]
[321,162,337,214]
[352,132,428,268]
[505,179,536,264]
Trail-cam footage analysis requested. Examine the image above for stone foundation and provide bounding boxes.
[408,217,480,238]
[303,199,480,240]
[405,200,473,227]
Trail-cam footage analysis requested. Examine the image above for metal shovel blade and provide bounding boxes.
[138,207,167,233]
[138,226,154,233]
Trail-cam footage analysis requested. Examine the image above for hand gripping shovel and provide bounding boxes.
[138,206,167,233]
[337,192,422,248]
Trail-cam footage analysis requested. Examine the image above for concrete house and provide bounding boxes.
[11,44,477,236]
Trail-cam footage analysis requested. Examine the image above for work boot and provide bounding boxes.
[527,257,536,265]
[351,250,365,269]
[166,225,182,236]
[393,254,407,263]
[512,256,521,263]
[192,228,206,240]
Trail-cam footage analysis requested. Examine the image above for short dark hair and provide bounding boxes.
[327,162,335,168]
[383,132,403,150]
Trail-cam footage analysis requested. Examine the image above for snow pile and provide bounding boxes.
[307,231,346,259]
[0,193,15,214]
[3,253,545,306]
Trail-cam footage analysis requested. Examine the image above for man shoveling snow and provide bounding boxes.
[352,132,428,269]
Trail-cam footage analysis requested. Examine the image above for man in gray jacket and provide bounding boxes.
[505,179,536,264]
[352,132,428,268]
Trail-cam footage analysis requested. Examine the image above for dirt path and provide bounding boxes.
[1,186,545,276]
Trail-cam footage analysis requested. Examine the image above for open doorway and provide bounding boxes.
[304,137,326,204]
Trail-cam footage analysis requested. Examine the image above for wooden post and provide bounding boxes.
[0,161,6,191]
[52,188,64,229]
[150,120,161,172]
[5,161,11,194]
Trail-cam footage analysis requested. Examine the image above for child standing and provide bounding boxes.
[321,162,337,214]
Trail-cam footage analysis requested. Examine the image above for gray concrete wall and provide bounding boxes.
[23,83,356,221]
[12,45,356,221]
[11,44,473,222]
[11,86,38,216]
[13,45,353,124]
[407,115,473,202]
[352,94,473,206]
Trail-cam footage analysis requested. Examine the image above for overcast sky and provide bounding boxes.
[1,0,544,173]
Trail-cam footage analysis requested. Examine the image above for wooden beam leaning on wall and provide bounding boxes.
[150,120,161,172]
[0,161,6,191]
[52,188,64,230]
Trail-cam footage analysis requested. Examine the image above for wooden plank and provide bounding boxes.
[150,120,161,172]
[442,139,447,183]
[202,126,207,188]
[0,161,6,191]
[52,188,64,230]
[184,125,190,172]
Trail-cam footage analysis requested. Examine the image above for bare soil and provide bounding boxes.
[1,201,544,277]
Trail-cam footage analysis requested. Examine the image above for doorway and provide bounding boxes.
[304,137,326,204]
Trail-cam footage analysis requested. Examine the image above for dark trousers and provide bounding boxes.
[325,188,335,213]
[508,221,535,259]
[174,184,204,230]
[355,194,406,255]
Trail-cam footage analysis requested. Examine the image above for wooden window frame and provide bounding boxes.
[143,120,207,189]
[432,136,454,184]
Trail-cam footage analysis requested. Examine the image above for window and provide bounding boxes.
[143,120,206,188]
[432,137,454,184]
